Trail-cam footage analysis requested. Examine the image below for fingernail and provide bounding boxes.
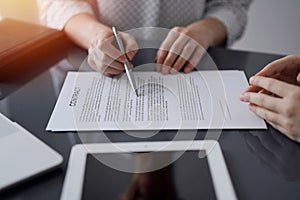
[161,67,169,75]
[249,76,256,84]
[156,65,161,72]
[170,68,178,74]
[128,52,134,60]
[184,68,192,73]
[248,103,255,111]
[239,94,245,101]
[120,56,126,62]
[172,65,179,72]
[162,70,168,75]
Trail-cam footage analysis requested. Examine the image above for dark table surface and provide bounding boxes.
[1,47,300,200]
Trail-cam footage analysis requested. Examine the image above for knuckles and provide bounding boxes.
[170,43,182,53]
[258,95,266,107]
[285,55,300,61]
[99,55,109,65]
[289,90,300,100]
[98,42,108,51]
[87,53,106,73]
[262,111,271,122]
[183,28,191,35]
[283,120,294,132]
[101,31,114,40]
[283,104,295,118]
[264,78,275,90]
[172,26,183,32]
[184,43,195,53]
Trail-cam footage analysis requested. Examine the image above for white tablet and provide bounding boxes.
[0,113,63,191]
[61,141,236,200]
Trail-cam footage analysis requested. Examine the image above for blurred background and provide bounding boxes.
[0,0,299,56]
[231,0,300,56]
[0,0,39,24]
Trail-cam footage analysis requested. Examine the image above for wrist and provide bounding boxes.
[187,18,227,47]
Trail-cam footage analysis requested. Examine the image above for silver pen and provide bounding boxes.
[112,27,138,97]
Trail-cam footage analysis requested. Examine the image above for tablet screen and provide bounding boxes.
[82,151,216,200]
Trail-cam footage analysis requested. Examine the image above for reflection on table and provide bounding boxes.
[242,128,300,181]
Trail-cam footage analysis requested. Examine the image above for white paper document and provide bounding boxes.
[46,71,266,131]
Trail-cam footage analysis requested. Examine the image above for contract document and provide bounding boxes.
[46,71,266,131]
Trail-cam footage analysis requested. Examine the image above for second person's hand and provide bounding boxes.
[88,29,138,77]
[245,55,300,93]
[241,76,300,143]
[240,55,300,142]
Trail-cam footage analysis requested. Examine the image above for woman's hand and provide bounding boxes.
[155,18,227,75]
[155,26,209,74]
[245,55,300,93]
[240,56,300,142]
[88,30,138,77]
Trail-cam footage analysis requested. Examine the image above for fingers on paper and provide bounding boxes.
[240,92,283,113]
[156,27,205,74]
[156,28,181,73]
[248,104,281,128]
[249,76,293,97]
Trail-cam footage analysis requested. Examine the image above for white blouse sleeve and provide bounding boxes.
[204,0,252,46]
[37,0,97,30]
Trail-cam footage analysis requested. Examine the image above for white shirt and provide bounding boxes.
[38,0,252,45]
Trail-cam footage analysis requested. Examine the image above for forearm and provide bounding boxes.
[64,13,111,49]
[187,18,227,47]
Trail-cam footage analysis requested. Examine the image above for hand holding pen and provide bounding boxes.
[112,27,138,96]
[87,28,138,77]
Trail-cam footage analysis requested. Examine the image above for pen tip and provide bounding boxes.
[135,90,138,97]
